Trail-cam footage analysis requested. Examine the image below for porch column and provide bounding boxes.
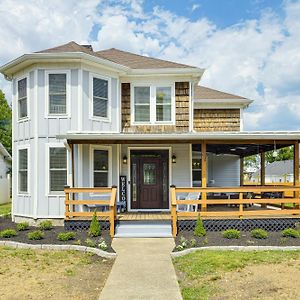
[240,157,244,186]
[201,141,207,211]
[260,152,266,208]
[70,143,75,212]
[294,141,299,209]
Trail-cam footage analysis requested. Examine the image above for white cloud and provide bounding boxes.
[191,4,200,12]
[0,0,300,131]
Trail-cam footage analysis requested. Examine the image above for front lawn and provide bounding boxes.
[0,201,11,216]
[0,247,114,299]
[173,250,300,299]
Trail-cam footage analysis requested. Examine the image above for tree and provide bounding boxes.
[0,90,12,154]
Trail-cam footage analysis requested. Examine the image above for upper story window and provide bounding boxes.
[18,148,28,193]
[17,78,28,120]
[132,85,174,124]
[49,147,67,192]
[49,74,67,115]
[92,76,109,119]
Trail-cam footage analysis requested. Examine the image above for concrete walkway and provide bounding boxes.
[99,238,182,300]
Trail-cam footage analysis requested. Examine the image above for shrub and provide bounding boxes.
[194,215,206,237]
[57,232,76,241]
[282,228,300,238]
[16,222,29,231]
[28,230,44,240]
[88,211,101,237]
[190,238,197,248]
[74,239,81,245]
[223,229,240,239]
[98,239,108,251]
[39,220,53,231]
[85,238,97,248]
[0,229,17,238]
[251,228,268,239]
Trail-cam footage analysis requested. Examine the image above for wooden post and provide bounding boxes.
[70,143,75,213]
[260,152,267,208]
[201,141,207,211]
[109,186,117,237]
[170,185,177,237]
[294,141,299,209]
[240,157,244,186]
[65,187,70,220]
[239,192,244,218]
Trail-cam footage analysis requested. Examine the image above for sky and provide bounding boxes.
[0,0,300,131]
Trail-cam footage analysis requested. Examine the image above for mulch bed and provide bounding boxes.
[0,216,114,253]
[175,230,300,251]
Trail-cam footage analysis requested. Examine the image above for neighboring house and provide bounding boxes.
[0,143,11,204]
[252,160,296,183]
[0,41,300,225]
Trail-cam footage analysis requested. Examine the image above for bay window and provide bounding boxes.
[18,78,28,119]
[48,73,67,115]
[49,147,67,192]
[19,148,28,193]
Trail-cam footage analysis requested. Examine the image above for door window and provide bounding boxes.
[143,163,156,185]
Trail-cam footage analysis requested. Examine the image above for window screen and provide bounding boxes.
[49,74,67,114]
[49,147,67,191]
[18,78,27,119]
[93,77,108,118]
[19,149,28,192]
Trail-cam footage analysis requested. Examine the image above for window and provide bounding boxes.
[49,74,67,114]
[93,77,108,118]
[132,85,174,124]
[49,147,67,192]
[156,87,172,122]
[93,149,109,187]
[18,78,27,119]
[134,86,150,122]
[19,149,28,193]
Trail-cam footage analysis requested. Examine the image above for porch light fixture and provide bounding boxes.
[172,155,177,163]
[123,155,128,164]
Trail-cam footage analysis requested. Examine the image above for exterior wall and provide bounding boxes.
[121,82,190,133]
[0,154,10,179]
[193,109,240,132]
[207,154,240,187]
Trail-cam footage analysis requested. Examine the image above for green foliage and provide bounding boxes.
[0,90,12,154]
[194,215,206,237]
[282,228,300,238]
[251,228,268,239]
[39,220,53,231]
[16,222,30,231]
[57,232,76,241]
[85,238,97,248]
[189,238,197,248]
[88,211,101,237]
[265,146,294,164]
[98,239,108,251]
[0,202,11,216]
[222,229,241,239]
[0,229,17,238]
[28,230,44,240]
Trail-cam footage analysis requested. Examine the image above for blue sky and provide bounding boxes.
[0,0,300,131]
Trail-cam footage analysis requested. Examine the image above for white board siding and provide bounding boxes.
[208,154,240,187]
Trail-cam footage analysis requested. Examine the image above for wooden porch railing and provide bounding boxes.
[170,186,300,237]
[64,186,117,237]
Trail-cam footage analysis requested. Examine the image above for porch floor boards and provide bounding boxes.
[117,212,171,221]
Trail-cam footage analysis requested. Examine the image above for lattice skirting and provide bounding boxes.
[64,220,110,231]
[177,218,300,232]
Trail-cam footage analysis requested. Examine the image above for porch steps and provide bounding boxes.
[114,221,172,238]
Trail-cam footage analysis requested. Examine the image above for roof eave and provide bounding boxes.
[193,98,253,109]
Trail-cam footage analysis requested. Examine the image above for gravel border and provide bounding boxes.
[171,245,300,257]
[0,240,116,259]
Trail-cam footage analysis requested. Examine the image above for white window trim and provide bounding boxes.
[130,83,175,125]
[89,73,111,122]
[17,144,30,195]
[45,70,71,118]
[89,145,112,192]
[16,74,30,122]
[45,143,69,196]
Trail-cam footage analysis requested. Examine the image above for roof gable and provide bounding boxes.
[194,85,247,100]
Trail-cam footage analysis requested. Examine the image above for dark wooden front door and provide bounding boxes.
[131,150,169,209]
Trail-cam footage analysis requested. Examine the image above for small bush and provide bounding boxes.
[251,228,268,239]
[16,222,29,231]
[88,211,101,237]
[282,228,300,238]
[190,238,197,247]
[85,238,97,248]
[57,232,76,241]
[194,215,206,237]
[223,229,240,239]
[0,229,17,238]
[28,230,44,240]
[98,239,108,251]
[39,220,53,231]
[74,239,81,245]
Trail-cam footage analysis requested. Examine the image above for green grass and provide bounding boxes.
[0,202,11,216]
[173,250,300,300]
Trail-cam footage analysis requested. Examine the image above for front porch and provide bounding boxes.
[61,132,300,237]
